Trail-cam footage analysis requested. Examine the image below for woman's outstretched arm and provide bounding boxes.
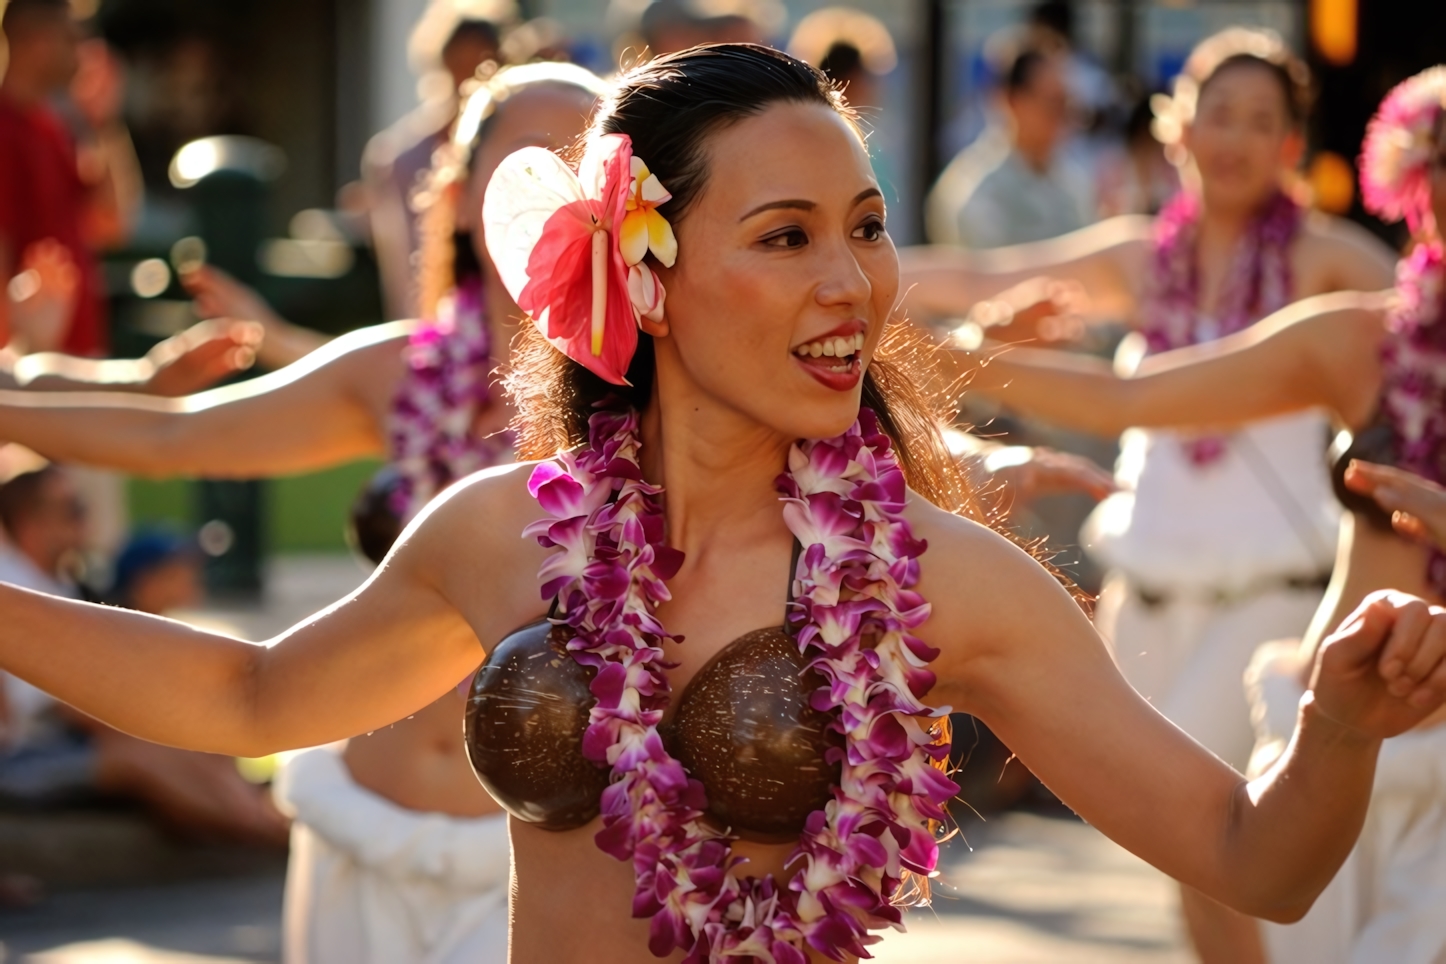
[954,290,1389,438]
[896,215,1152,323]
[0,322,411,479]
[0,466,539,757]
[923,509,1446,921]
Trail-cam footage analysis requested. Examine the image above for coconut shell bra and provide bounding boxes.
[463,546,842,842]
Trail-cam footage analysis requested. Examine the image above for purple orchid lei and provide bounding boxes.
[1140,190,1301,465]
[523,406,958,963]
[387,277,514,521]
[1381,240,1446,593]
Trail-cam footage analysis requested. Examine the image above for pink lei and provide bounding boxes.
[1381,241,1446,592]
[1140,191,1302,464]
[387,277,513,520]
[524,407,957,964]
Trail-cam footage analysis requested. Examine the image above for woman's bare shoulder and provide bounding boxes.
[904,494,1090,703]
[413,460,546,553]
[1298,212,1398,291]
[906,497,1073,610]
[402,460,555,643]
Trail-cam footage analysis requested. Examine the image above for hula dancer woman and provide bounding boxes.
[0,46,1444,964]
[935,66,1446,964]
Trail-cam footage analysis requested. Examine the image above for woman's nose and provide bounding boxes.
[815,242,871,308]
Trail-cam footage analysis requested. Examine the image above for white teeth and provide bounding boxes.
[795,333,865,360]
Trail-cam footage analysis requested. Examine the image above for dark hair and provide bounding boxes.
[1001,47,1053,95]
[1,0,69,32]
[818,42,863,84]
[444,18,501,57]
[1027,1,1073,41]
[1182,29,1313,127]
[507,44,994,527]
[0,466,61,536]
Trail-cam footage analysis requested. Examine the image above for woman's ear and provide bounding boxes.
[639,315,669,338]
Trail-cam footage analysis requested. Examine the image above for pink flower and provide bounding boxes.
[483,135,678,386]
[1360,67,1446,235]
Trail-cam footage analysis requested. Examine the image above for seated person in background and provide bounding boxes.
[0,466,287,847]
[108,529,202,615]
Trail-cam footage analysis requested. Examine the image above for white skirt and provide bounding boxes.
[1246,644,1446,964]
[274,745,511,964]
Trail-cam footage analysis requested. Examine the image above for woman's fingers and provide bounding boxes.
[1374,592,1435,685]
[1346,460,1446,548]
[1399,606,1446,689]
[1409,658,1446,709]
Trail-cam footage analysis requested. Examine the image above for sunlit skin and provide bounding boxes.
[898,61,1396,336]
[1,100,1445,964]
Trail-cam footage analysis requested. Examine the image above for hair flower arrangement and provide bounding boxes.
[1360,67,1446,235]
[482,133,676,385]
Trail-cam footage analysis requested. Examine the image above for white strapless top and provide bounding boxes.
[1083,410,1341,593]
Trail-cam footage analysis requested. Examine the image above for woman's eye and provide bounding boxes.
[762,228,808,248]
[853,220,885,242]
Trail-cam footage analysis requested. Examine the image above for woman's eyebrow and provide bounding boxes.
[740,199,815,221]
[739,188,883,223]
[852,187,883,207]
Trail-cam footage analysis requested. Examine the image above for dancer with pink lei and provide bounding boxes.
[0,46,1445,964]
[900,30,1397,961]
[939,66,1446,964]
[0,61,606,964]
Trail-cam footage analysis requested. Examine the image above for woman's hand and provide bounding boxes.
[139,319,263,396]
[984,445,1116,504]
[966,276,1091,345]
[181,265,330,369]
[1344,459,1446,549]
[180,265,283,328]
[6,239,79,353]
[1308,590,1446,739]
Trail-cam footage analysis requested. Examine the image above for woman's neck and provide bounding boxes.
[639,372,796,559]
[1195,199,1255,250]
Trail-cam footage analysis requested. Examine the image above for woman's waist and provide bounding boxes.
[342,734,502,818]
[510,820,809,964]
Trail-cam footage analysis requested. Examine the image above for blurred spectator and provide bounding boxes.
[927,42,1094,248]
[0,0,141,356]
[363,0,517,321]
[109,530,203,615]
[0,466,287,850]
[787,8,900,225]
[609,0,780,60]
[500,17,573,65]
[788,7,896,111]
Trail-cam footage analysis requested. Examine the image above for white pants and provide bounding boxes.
[274,746,511,964]
[1246,645,1446,964]
[1095,572,1324,770]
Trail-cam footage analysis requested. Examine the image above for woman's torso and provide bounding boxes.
[436,465,924,963]
[1094,215,1352,589]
